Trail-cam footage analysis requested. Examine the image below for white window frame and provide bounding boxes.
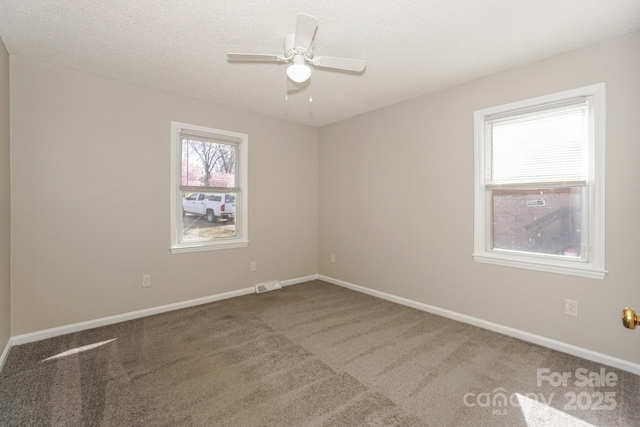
[170,121,248,254]
[473,84,606,279]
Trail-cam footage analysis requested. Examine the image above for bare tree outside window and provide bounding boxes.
[182,139,236,187]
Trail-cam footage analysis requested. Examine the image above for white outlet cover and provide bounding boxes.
[565,299,578,317]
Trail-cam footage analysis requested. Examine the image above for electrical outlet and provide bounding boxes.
[249,261,256,272]
[330,253,336,264]
[565,299,578,317]
[142,275,151,288]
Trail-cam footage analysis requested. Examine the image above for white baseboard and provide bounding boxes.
[281,274,319,287]
[0,337,11,372]
[9,273,638,376]
[11,286,256,346]
[318,275,640,376]
[10,275,322,347]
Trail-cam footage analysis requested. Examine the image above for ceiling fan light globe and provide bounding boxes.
[287,63,311,83]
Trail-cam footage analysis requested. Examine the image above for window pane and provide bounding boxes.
[492,187,582,257]
[181,191,237,241]
[181,138,236,188]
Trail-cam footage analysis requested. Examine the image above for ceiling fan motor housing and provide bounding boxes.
[284,33,313,58]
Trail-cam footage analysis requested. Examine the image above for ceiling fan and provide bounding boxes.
[227,13,366,84]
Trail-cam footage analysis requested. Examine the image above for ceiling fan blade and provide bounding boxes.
[313,56,366,72]
[227,53,282,62]
[294,13,318,51]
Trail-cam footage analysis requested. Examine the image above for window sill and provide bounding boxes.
[472,253,607,280]
[171,239,249,254]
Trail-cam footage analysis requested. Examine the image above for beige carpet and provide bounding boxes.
[1,280,639,426]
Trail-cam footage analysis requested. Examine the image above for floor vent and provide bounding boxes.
[255,280,282,294]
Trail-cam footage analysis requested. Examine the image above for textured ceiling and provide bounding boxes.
[1,1,639,127]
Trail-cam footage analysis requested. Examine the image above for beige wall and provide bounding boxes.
[6,31,640,367]
[0,38,10,351]
[10,56,318,335]
[319,31,640,365]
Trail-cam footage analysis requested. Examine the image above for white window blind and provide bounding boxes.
[485,98,590,186]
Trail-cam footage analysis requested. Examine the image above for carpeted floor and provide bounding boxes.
[1,280,639,426]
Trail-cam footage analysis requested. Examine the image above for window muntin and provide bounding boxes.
[473,84,605,279]
[171,122,248,253]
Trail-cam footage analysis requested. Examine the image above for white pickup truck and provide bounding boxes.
[182,193,235,223]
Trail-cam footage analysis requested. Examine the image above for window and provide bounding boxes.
[473,84,606,279]
[170,122,248,253]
